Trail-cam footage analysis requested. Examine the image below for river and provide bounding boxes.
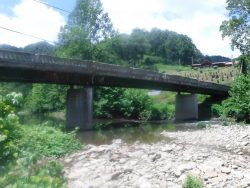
[20,114,198,145]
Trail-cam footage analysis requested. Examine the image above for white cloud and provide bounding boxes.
[0,0,65,47]
[102,0,241,57]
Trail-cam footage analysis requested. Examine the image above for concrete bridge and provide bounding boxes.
[0,50,230,129]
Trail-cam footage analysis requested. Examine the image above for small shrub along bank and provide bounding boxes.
[211,74,250,124]
[0,92,82,187]
[182,175,203,188]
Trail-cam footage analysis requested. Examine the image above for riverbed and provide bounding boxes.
[63,123,250,188]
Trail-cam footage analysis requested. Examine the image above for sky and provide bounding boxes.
[0,0,241,58]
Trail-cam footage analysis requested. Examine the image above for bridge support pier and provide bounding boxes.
[175,93,198,121]
[66,87,93,130]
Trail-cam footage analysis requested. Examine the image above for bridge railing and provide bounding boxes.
[0,49,230,93]
[0,49,93,67]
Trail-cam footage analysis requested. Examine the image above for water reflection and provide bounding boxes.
[77,122,176,145]
[20,114,199,146]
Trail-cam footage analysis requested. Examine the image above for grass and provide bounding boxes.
[182,175,203,188]
[19,124,82,157]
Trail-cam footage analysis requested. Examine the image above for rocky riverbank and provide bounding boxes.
[64,124,250,188]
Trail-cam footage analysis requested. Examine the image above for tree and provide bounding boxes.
[57,0,116,60]
[220,0,250,53]
[59,0,115,44]
[222,74,250,123]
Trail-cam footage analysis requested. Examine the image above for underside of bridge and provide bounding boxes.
[65,87,225,130]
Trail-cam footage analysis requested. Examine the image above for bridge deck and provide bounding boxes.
[0,50,229,96]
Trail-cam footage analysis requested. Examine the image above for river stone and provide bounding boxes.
[204,170,218,180]
[112,139,123,145]
[177,162,195,172]
[136,177,151,188]
[110,171,123,180]
[221,167,231,174]
[151,153,161,162]
[174,169,182,177]
[64,124,250,188]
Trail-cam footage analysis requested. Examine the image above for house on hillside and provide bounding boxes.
[201,60,212,67]
[212,62,233,67]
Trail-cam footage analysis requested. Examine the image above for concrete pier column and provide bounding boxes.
[66,87,93,130]
[175,93,198,121]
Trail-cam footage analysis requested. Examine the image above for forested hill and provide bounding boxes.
[0,42,55,55]
[0,29,202,68]
[205,55,231,63]
[94,28,204,69]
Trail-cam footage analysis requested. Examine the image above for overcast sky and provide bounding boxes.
[0,0,241,58]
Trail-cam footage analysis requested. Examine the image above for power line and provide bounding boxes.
[33,0,71,14]
[0,26,56,44]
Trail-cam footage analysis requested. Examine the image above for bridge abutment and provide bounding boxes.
[66,87,93,130]
[175,93,198,121]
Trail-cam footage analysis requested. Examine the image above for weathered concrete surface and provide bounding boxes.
[0,50,229,96]
[175,94,198,121]
[63,124,250,188]
[66,88,93,130]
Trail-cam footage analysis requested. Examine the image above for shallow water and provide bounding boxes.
[20,114,200,145]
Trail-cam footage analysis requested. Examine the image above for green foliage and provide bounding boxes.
[94,88,153,120]
[211,104,224,117]
[0,83,32,98]
[19,124,81,157]
[122,89,153,120]
[0,159,66,188]
[26,84,68,113]
[197,122,207,129]
[59,0,115,44]
[0,113,20,165]
[0,121,81,187]
[220,0,250,53]
[150,103,174,120]
[222,74,250,123]
[182,175,203,188]
[99,28,203,68]
[0,93,22,165]
[0,92,81,187]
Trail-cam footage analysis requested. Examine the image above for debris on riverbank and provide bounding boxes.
[64,124,250,188]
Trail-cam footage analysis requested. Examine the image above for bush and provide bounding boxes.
[0,94,81,187]
[150,103,174,120]
[211,104,224,117]
[182,175,203,188]
[94,88,153,120]
[0,159,66,188]
[25,84,68,113]
[18,124,82,157]
[122,89,153,120]
[0,93,22,165]
[222,75,250,123]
